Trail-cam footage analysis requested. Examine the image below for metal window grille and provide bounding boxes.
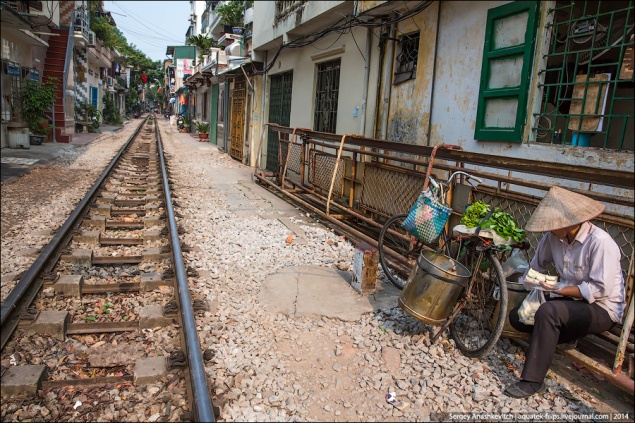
[267,71,293,172]
[394,32,420,85]
[275,1,307,21]
[1,60,23,123]
[314,59,341,134]
[533,1,634,150]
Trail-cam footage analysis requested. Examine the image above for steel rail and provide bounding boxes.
[155,121,215,422]
[0,118,147,328]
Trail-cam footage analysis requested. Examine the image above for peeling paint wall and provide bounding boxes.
[381,0,633,209]
[386,2,439,145]
[380,1,634,170]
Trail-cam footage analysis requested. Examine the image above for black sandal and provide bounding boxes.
[504,381,546,398]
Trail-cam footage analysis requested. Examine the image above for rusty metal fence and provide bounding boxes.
[257,125,634,393]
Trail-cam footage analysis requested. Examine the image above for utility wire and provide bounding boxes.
[110,1,186,41]
[254,1,433,75]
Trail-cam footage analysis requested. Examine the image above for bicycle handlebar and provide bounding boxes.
[427,171,482,189]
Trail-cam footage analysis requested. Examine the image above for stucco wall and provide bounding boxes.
[252,1,348,50]
[263,26,378,137]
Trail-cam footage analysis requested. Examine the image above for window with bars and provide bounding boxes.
[533,1,634,150]
[394,32,419,85]
[275,1,307,21]
[314,59,341,134]
[1,60,23,123]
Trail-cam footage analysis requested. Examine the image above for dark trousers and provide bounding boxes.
[509,297,614,383]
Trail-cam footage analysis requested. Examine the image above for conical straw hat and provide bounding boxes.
[525,186,605,232]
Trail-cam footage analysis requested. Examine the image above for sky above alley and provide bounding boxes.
[104,1,191,62]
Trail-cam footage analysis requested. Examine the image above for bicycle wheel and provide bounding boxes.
[449,248,507,358]
[377,213,422,289]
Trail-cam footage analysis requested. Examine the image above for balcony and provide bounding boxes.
[73,8,89,46]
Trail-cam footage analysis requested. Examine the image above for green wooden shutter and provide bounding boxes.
[474,1,539,142]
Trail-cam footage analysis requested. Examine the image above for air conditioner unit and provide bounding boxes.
[87,31,96,47]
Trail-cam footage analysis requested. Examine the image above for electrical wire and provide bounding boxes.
[254,1,433,75]
[110,1,185,41]
[116,24,182,45]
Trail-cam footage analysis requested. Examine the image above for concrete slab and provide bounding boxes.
[1,365,47,397]
[29,310,69,340]
[134,357,167,385]
[259,265,401,321]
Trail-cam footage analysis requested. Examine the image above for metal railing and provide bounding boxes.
[63,9,75,119]
[256,124,634,394]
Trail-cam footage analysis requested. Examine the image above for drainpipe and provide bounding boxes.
[380,19,396,140]
[360,27,372,136]
[259,51,268,170]
[425,2,442,146]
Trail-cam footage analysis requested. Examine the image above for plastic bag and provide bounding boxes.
[518,289,545,325]
[502,249,529,279]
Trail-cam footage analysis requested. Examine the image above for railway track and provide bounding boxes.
[0,116,215,422]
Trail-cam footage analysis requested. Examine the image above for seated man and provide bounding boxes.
[504,186,625,398]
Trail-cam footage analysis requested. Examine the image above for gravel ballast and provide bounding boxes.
[1,119,630,421]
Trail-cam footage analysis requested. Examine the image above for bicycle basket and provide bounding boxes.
[401,190,452,244]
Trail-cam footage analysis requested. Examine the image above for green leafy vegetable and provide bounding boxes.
[460,201,490,228]
[481,210,526,242]
[461,201,526,242]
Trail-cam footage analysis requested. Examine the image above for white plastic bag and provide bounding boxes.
[518,289,546,325]
[502,249,529,279]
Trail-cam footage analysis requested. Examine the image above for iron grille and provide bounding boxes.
[359,163,425,218]
[230,79,246,161]
[1,60,23,123]
[394,32,420,85]
[280,140,302,175]
[275,1,307,21]
[533,1,634,150]
[309,149,345,197]
[267,71,293,172]
[314,59,341,134]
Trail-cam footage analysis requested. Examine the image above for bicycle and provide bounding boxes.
[377,165,527,358]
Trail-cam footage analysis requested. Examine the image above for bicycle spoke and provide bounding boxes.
[450,249,507,358]
[378,214,422,289]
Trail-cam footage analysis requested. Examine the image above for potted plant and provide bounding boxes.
[179,115,191,133]
[195,121,210,140]
[30,120,50,145]
[20,77,59,143]
[215,0,245,31]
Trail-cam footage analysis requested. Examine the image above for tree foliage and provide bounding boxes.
[215,0,245,27]
[21,77,59,134]
[186,34,217,63]
[88,6,162,113]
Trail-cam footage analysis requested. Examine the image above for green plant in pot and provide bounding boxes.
[195,121,210,140]
[215,0,245,29]
[21,77,59,142]
[180,115,191,132]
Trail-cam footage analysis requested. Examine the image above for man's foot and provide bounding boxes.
[504,380,546,398]
[559,340,577,351]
